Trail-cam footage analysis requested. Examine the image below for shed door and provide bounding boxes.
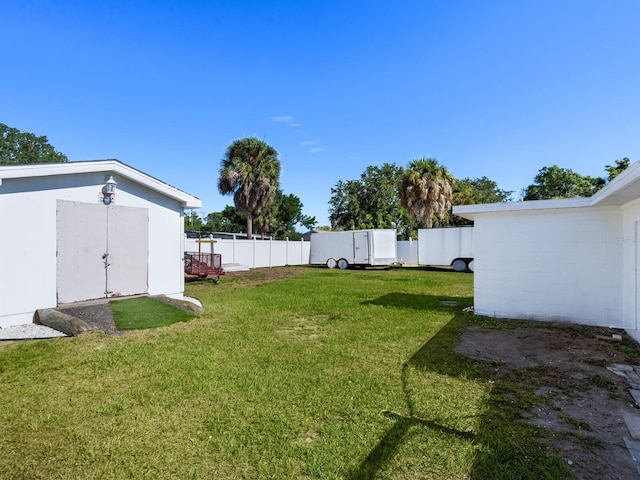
[106,205,149,297]
[56,200,149,304]
[353,232,370,264]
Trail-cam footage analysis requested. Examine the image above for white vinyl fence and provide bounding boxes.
[396,239,419,265]
[184,236,310,268]
[185,235,421,269]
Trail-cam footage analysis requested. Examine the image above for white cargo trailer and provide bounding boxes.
[418,226,473,271]
[310,229,397,269]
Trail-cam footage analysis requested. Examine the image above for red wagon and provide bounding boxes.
[184,251,224,283]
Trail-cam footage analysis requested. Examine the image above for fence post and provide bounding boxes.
[301,238,304,265]
[284,238,288,266]
[253,237,257,268]
[269,237,273,268]
[232,235,236,264]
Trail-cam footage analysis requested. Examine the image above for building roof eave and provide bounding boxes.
[0,160,202,209]
[454,159,640,219]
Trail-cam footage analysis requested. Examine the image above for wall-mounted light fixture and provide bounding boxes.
[101,175,117,205]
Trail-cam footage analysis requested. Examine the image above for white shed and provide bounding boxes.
[453,160,640,343]
[0,160,201,327]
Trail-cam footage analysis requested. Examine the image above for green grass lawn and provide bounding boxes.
[111,296,197,330]
[0,267,571,479]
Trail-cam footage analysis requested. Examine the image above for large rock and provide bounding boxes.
[35,309,100,336]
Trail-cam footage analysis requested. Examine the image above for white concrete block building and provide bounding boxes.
[0,160,201,327]
[454,160,640,342]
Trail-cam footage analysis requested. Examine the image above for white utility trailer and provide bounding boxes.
[418,226,474,271]
[310,229,398,269]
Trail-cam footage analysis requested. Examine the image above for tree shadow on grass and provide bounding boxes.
[362,292,472,312]
[349,359,477,480]
[349,293,571,480]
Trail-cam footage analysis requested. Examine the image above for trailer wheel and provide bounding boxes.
[198,273,208,279]
[467,260,474,272]
[337,258,349,270]
[452,259,467,272]
[326,258,338,269]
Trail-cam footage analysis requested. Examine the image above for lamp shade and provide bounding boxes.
[105,176,117,194]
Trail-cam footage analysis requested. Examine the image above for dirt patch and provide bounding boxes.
[188,266,312,288]
[456,324,640,479]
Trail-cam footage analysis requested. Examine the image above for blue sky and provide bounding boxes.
[3,1,639,227]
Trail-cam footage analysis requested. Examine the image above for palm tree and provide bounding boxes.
[399,157,455,228]
[218,137,281,239]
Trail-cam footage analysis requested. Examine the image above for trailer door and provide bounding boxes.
[353,232,370,264]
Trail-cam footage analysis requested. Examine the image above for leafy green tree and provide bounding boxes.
[358,163,411,232]
[184,211,204,231]
[0,123,68,164]
[201,212,223,232]
[199,193,316,239]
[523,165,605,200]
[218,137,281,239]
[399,157,455,228]
[274,190,316,235]
[328,179,362,231]
[328,163,414,238]
[448,176,513,225]
[204,206,248,233]
[255,189,317,239]
[455,176,512,205]
[605,157,630,181]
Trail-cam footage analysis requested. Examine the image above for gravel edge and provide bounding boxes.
[0,324,68,340]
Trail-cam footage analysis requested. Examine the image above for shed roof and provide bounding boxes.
[0,160,202,209]
[454,160,640,220]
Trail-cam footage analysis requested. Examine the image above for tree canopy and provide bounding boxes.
[186,191,316,240]
[0,123,68,165]
[329,161,513,234]
[605,158,630,182]
[449,176,513,225]
[328,163,414,238]
[184,206,248,234]
[254,189,317,239]
[218,137,281,239]
[454,176,513,205]
[523,159,632,201]
[184,211,205,231]
[399,157,455,228]
[522,165,605,200]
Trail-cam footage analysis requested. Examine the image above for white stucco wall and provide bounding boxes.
[112,176,185,299]
[622,198,640,342]
[472,205,624,327]
[0,171,187,327]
